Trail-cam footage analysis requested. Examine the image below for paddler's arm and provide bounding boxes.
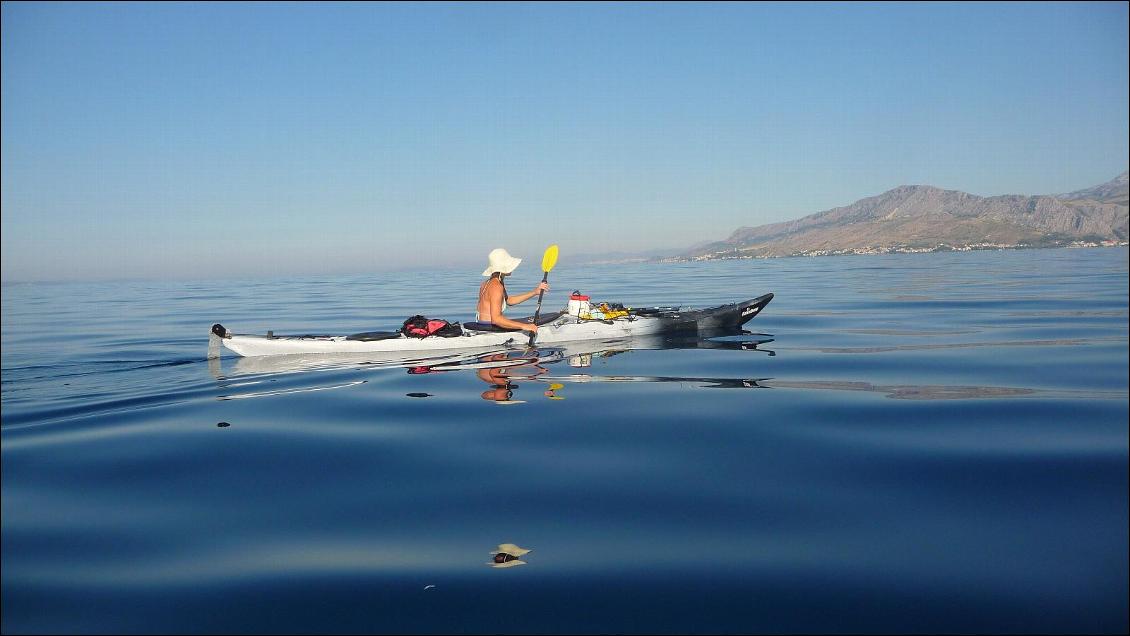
[505,282,550,306]
[492,314,537,333]
[488,284,538,333]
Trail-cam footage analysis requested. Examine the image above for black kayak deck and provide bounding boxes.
[344,331,402,342]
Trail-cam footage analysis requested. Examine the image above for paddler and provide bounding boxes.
[477,248,550,334]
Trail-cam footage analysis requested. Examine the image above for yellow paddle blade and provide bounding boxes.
[541,244,559,273]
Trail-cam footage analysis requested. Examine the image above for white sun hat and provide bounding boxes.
[482,248,522,276]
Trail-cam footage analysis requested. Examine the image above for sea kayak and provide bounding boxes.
[211,293,773,357]
[217,331,776,378]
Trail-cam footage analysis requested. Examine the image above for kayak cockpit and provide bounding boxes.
[463,310,567,332]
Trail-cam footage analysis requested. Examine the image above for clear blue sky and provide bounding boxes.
[2,2,1127,281]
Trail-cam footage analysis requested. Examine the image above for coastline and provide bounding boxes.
[583,241,1130,265]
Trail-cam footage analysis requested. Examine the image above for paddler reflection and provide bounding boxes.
[488,543,532,568]
[477,352,548,404]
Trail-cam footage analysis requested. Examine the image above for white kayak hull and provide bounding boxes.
[220,316,663,357]
[213,294,773,357]
[220,332,776,378]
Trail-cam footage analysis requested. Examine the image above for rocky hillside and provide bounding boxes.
[686,172,1129,259]
[1059,170,1128,206]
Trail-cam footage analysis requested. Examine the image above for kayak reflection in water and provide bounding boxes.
[477,352,548,404]
[477,248,550,334]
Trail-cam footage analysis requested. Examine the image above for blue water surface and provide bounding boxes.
[2,248,1127,634]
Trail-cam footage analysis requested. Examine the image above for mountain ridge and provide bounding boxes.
[680,171,1128,260]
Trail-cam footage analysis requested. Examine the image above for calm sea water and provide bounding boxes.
[3,248,1127,634]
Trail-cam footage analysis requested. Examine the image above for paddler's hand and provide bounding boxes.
[534,282,550,294]
[526,323,538,334]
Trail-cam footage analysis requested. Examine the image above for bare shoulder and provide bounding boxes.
[482,278,504,297]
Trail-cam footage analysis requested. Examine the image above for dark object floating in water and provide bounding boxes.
[407,393,432,398]
[217,422,231,428]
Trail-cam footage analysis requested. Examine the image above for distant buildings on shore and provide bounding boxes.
[665,239,1129,263]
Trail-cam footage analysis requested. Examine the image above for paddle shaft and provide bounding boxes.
[528,271,549,345]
